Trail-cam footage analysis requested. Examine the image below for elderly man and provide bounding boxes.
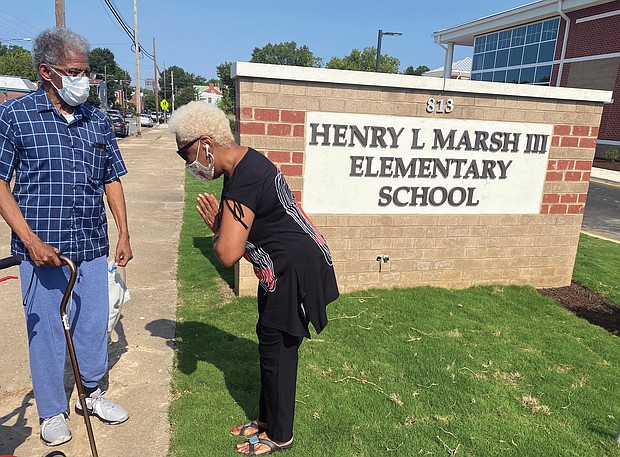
[0,28,132,446]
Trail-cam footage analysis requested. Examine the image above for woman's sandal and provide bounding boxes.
[230,420,267,437]
[237,435,294,455]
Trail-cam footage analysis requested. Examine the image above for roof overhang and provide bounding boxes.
[0,75,37,92]
[433,0,616,46]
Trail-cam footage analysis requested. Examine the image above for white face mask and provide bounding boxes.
[48,66,90,106]
[186,142,215,181]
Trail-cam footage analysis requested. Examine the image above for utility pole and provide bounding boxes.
[133,0,141,136]
[171,70,175,113]
[153,37,159,127]
[163,62,167,102]
[118,81,124,113]
[104,65,108,109]
[55,0,65,28]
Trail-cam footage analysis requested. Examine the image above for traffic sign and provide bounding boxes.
[160,99,169,111]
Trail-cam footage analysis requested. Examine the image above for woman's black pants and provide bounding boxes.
[256,323,303,443]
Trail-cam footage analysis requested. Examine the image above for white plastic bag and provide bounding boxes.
[108,258,130,334]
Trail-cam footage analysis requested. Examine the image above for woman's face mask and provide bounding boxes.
[47,66,90,106]
[186,142,215,181]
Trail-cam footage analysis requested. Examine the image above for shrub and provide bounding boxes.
[604,149,618,162]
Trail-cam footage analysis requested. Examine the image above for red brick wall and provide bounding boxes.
[0,90,31,103]
[598,68,620,141]
[565,2,620,59]
[542,124,599,214]
[238,108,306,201]
[551,2,620,142]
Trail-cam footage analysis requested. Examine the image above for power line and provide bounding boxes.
[95,0,131,37]
[102,0,134,40]
[99,0,156,62]
[0,7,42,38]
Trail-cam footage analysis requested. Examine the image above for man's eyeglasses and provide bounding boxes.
[48,64,93,78]
[176,137,200,162]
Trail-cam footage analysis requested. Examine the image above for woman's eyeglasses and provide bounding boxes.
[176,137,200,162]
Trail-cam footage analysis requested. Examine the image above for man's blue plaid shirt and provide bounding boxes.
[0,87,127,262]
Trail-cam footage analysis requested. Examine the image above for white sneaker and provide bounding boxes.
[40,412,71,446]
[75,388,129,425]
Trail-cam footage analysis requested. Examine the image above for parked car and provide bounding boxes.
[106,109,122,117]
[150,111,165,124]
[107,114,129,138]
[140,113,153,127]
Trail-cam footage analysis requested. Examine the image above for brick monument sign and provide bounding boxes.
[231,62,611,296]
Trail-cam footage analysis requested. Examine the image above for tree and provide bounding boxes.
[158,65,207,109]
[113,68,131,110]
[88,48,130,108]
[326,47,400,73]
[0,45,37,81]
[143,91,157,113]
[216,61,234,115]
[86,85,101,108]
[217,96,233,116]
[250,42,322,68]
[403,65,430,76]
[175,86,198,107]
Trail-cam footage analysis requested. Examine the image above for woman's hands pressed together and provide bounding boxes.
[196,192,220,233]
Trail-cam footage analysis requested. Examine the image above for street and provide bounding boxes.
[582,179,620,242]
[116,116,161,140]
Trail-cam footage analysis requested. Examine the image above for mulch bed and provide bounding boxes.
[540,159,620,334]
[593,159,620,173]
[539,282,620,336]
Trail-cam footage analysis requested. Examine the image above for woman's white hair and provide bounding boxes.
[168,101,234,146]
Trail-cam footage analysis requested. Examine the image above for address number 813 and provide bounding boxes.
[426,98,454,114]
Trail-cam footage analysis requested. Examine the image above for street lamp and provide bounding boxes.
[375,30,402,72]
[0,37,32,45]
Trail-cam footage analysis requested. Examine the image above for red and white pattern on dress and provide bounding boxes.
[274,172,333,266]
[244,241,277,293]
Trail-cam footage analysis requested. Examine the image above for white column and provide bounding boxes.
[443,43,455,79]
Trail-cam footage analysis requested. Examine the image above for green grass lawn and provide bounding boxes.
[169,176,620,456]
[573,233,620,304]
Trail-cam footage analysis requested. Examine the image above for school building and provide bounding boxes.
[432,0,620,157]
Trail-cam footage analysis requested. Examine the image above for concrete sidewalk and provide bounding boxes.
[591,165,620,184]
[0,126,182,457]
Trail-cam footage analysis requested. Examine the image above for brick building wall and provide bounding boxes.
[0,90,31,104]
[232,63,609,296]
[552,1,620,144]
[565,1,620,58]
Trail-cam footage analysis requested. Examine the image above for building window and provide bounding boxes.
[472,54,483,71]
[493,70,507,83]
[474,36,485,53]
[535,65,552,84]
[486,33,499,51]
[495,49,509,67]
[522,44,539,65]
[508,47,524,66]
[472,18,560,86]
[497,30,511,49]
[506,69,520,84]
[511,26,526,46]
[520,67,535,84]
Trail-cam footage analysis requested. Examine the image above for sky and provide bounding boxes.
[1,0,529,85]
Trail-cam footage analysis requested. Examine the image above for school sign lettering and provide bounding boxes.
[303,113,552,214]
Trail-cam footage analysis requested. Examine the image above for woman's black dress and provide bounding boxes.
[221,148,339,337]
